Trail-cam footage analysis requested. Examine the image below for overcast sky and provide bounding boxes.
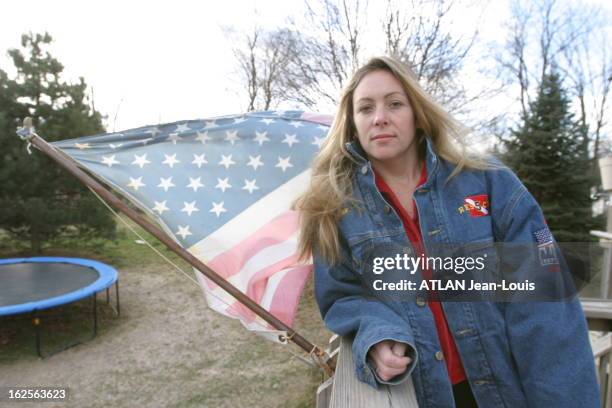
[1,0,610,134]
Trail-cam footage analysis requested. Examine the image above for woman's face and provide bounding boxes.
[352,70,418,165]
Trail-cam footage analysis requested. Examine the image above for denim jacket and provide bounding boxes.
[313,139,599,407]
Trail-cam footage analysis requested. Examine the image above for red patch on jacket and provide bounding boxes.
[463,194,489,217]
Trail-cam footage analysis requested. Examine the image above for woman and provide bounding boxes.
[295,56,599,407]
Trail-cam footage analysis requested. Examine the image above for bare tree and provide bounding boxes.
[382,0,479,113]
[230,0,485,117]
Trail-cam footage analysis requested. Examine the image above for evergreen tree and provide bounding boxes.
[0,33,115,254]
[504,72,594,242]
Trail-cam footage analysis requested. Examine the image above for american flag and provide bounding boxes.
[52,111,332,341]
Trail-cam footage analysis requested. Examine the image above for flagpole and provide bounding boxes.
[17,118,334,376]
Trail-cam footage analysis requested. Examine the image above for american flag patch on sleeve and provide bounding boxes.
[534,227,554,246]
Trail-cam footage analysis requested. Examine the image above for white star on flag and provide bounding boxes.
[75,143,91,150]
[167,133,181,145]
[145,127,161,137]
[153,200,169,215]
[127,177,145,191]
[219,154,235,169]
[209,201,227,217]
[225,130,239,145]
[260,118,275,125]
[192,154,207,168]
[204,121,218,129]
[162,154,180,168]
[254,131,270,146]
[132,154,151,168]
[242,179,259,194]
[102,155,120,167]
[289,121,304,128]
[215,178,232,192]
[187,177,204,192]
[175,225,192,239]
[175,123,190,133]
[233,117,247,124]
[247,155,264,170]
[181,201,200,216]
[282,134,299,147]
[109,143,123,149]
[312,136,325,148]
[275,156,293,172]
[157,177,175,192]
[196,131,211,144]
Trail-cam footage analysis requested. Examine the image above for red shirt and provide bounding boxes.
[374,165,467,385]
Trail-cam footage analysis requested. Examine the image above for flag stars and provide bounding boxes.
[145,127,161,137]
[196,131,211,144]
[102,155,120,167]
[312,136,325,148]
[132,154,151,168]
[187,177,204,192]
[175,225,192,239]
[260,118,275,125]
[167,133,181,145]
[215,178,232,193]
[282,133,299,147]
[75,143,91,150]
[289,121,304,128]
[162,154,180,168]
[175,123,190,133]
[233,117,247,124]
[275,156,293,172]
[127,177,145,191]
[247,155,264,170]
[109,143,123,149]
[242,179,259,194]
[157,177,175,192]
[192,154,208,168]
[225,130,239,145]
[210,201,227,218]
[254,131,270,146]
[204,121,218,129]
[181,201,200,216]
[153,200,169,215]
[219,154,236,169]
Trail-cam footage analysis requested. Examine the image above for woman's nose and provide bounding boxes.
[373,109,388,126]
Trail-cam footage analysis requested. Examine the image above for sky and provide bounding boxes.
[1,0,610,134]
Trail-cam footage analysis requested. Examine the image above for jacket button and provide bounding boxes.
[435,351,444,361]
[416,297,426,307]
[384,205,391,214]
[361,165,368,174]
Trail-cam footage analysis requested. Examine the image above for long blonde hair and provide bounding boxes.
[295,56,483,265]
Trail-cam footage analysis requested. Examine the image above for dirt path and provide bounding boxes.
[0,263,330,408]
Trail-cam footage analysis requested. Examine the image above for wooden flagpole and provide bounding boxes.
[17,118,334,376]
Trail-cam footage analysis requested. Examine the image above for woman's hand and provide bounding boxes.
[368,340,412,381]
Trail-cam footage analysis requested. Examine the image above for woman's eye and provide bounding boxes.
[358,106,372,113]
[390,101,403,108]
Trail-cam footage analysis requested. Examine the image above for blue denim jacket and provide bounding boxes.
[314,139,599,407]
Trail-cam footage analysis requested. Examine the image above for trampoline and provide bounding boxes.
[0,257,120,357]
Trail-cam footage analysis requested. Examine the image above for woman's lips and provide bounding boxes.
[371,134,395,141]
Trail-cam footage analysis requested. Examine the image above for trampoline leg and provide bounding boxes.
[116,280,120,316]
[106,287,110,304]
[33,313,42,358]
[93,293,98,338]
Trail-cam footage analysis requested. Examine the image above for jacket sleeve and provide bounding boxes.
[313,246,418,389]
[492,169,600,407]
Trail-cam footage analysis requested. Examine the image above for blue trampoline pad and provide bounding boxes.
[0,257,118,316]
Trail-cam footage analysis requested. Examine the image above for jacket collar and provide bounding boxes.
[345,137,439,184]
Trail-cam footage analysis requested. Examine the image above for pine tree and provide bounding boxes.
[504,72,594,242]
[0,33,115,254]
